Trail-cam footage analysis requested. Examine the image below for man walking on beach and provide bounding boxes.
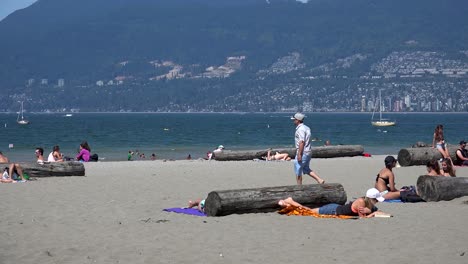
[292,113,325,185]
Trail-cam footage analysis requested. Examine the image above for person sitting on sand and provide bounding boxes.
[47,145,64,162]
[426,159,442,176]
[278,188,386,218]
[35,147,45,163]
[441,158,456,177]
[76,141,91,162]
[375,156,400,200]
[187,199,206,213]
[0,151,26,182]
[263,149,291,161]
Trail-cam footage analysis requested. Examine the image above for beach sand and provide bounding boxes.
[1,156,467,264]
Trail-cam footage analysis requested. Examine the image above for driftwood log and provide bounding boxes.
[204,183,347,216]
[214,145,364,161]
[417,175,468,202]
[1,162,85,177]
[397,146,457,166]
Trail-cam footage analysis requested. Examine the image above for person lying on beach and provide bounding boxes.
[0,151,26,182]
[263,149,291,161]
[426,159,442,176]
[375,156,400,200]
[278,188,387,218]
[441,158,456,177]
[187,199,206,213]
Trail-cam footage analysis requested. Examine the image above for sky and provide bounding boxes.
[0,0,37,21]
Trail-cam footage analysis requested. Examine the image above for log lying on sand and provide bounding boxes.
[1,162,85,177]
[416,175,468,202]
[204,183,347,216]
[214,145,364,161]
[397,146,457,167]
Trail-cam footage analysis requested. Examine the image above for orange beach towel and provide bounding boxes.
[278,206,358,219]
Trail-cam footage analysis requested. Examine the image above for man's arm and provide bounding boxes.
[297,141,304,162]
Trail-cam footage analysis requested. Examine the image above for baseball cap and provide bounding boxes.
[291,113,305,121]
[459,140,466,145]
[366,188,385,202]
[218,145,224,149]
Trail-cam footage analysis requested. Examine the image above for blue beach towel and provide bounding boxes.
[384,199,402,203]
[163,207,207,217]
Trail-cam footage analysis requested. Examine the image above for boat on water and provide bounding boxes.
[17,101,30,125]
[371,90,396,127]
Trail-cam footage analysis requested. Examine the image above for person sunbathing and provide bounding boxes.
[187,199,206,213]
[375,156,400,200]
[278,188,387,218]
[263,149,291,161]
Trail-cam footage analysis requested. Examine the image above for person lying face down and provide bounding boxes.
[263,149,291,161]
[278,188,387,218]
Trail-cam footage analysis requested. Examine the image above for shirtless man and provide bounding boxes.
[0,151,26,182]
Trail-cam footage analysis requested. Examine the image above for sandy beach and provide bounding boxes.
[1,155,467,264]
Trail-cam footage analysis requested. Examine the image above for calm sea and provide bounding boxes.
[1,112,467,162]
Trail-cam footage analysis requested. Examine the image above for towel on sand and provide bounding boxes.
[384,199,402,203]
[163,207,207,217]
[278,206,358,219]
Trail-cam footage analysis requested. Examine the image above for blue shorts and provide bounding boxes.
[318,203,340,215]
[436,143,446,150]
[294,153,312,176]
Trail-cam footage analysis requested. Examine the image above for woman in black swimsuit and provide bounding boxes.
[375,156,400,200]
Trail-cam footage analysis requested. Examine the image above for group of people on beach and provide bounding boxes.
[189,115,467,219]
[1,141,93,183]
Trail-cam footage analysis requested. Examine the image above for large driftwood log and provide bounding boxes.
[416,175,468,202]
[1,162,85,177]
[397,146,457,166]
[204,183,347,216]
[214,145,364,161]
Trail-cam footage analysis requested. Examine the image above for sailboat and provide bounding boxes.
[371,90,396,127]
[17,101,30,125]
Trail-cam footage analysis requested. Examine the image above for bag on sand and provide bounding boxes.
[89,153,99,162]
[400,186,425,203]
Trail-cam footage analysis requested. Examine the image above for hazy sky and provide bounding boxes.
[0,0,37,21]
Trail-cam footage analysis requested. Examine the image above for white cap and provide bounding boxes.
[366,188,385,202]
[291,113,305,121]
[218,145,224,149]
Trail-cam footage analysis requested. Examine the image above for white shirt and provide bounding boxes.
[295,123,312,154]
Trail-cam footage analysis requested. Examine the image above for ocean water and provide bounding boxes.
[1,112,467,162]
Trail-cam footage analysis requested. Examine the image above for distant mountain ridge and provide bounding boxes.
[1,0,468,112]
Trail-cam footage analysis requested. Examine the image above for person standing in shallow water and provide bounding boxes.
[291,113,325,185]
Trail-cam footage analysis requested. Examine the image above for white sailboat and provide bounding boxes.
[17,101,30,125]
[371,90,396,127]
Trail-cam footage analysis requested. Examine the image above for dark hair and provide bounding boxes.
[384,156,396,168]
[80,141,91,151]
[434,124,444,142]
[53,145,60,152]
[36,147,44,155]
[426,159,441,175]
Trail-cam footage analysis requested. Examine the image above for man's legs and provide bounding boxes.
[294,157,304,185]
[302,155,325,184]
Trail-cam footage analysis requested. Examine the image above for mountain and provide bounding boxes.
[1,0,468,112]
